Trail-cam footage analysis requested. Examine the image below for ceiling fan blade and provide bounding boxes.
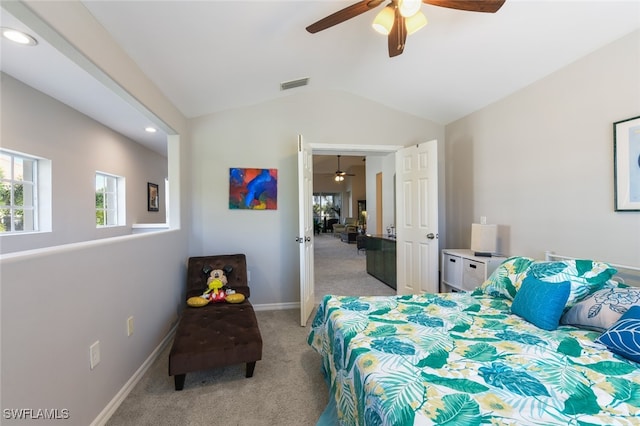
[306,0,385,33]
[422,0,506,13]
[388,8,406,57]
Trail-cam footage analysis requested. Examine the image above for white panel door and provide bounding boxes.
[395,140,439,294]
[297,135,315,326]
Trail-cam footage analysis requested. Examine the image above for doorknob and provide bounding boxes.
[426,233,437,240]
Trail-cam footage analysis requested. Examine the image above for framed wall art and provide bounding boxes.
[229,168,277,210]
[613,115,640,211]
[147,182,159,212]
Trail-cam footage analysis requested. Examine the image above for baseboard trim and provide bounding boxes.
[91,303,298,424]
[253,301,300,311]
[90,323,177,426]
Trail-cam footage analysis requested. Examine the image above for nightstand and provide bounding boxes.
[441,249,507,292]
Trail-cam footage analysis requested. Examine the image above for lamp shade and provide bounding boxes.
[372,5,395,35]
[399,0,421,17]
[470,224,497,257]
[405,11,427,35]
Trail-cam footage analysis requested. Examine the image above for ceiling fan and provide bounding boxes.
[334,155,356,182]
[306,0,506,57]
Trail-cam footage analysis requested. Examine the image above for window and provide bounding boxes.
[313,192,341,232]
[313,193,341,220]
[95,172,121,227]
[0,150,38,233]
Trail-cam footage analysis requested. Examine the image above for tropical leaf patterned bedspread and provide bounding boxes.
[307,292,640,426]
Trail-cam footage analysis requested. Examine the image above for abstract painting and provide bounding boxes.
[229,168,277,210]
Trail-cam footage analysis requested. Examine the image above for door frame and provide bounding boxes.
[310,143,403,240]
[310,144,402,155]
[304,142,443,303]
[300,143,402,324]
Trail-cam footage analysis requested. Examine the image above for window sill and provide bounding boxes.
[131,223,169,234]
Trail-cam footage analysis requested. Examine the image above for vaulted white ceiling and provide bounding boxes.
[1,1,639,156]
[80,0,640,123]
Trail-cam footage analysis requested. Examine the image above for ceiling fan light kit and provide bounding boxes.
[372,5,395,35]
[406,11,427,35]
[334,155,356,183]
[399,0,422,17]
[373,1,424,37]
[306,0,506,57]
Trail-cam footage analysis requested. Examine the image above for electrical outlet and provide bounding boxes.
[247,270,251,282]
[89,341,100,370]
[480,216,487,225]
[127,316,134,337]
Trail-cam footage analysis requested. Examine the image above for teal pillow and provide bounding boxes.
[511,276,571,331]
[596,305,640,363]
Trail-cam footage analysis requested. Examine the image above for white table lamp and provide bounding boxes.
[471,224,497,257]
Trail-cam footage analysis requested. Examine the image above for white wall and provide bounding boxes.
[445,30,640,265]
[364,153,399,235]
[189,89,444,305]
[348,165,366,220]
[1,74,168,254]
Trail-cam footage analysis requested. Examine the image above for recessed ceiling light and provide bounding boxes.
[145,127,157,133]
[1,27,38,46]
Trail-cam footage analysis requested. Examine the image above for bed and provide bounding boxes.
[308,253,640,425]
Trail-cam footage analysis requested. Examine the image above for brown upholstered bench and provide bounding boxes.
[168,254,262,390]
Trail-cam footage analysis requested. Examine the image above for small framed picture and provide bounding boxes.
[147,182,159,212]
[613,116,640,211]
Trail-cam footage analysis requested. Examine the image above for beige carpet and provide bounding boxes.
[314,233,396,303]
[106,233,394,425]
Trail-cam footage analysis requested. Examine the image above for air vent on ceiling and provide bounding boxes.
[280,77,309,91]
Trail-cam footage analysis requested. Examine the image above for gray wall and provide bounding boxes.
[0,76,186,425]
[1,2,190,425]
[0,73,168,254]
[445,30,640,265]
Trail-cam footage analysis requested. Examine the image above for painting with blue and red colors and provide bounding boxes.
[229,168,277,210]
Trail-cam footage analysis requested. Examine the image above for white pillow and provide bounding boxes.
[561,287,640,332]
